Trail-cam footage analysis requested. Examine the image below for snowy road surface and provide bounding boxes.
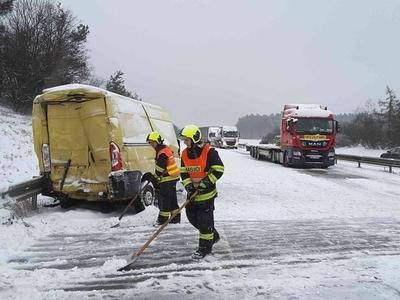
[1,148,400,299]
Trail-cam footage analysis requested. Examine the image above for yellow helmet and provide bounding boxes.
[180,124,202,143]
[146,131,163,144]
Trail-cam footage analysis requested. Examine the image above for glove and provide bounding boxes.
[185,183,197,198]
[142,173,159,188]
[197,177,213,193]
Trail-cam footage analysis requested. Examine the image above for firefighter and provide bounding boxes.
[143,131,180,225]
[180,124,224,259]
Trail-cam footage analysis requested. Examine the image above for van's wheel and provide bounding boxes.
[100,202,114,213]
[60,197,73,209]
[141,184,155,206]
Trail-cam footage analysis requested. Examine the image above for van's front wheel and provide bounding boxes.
[141,184,155,206]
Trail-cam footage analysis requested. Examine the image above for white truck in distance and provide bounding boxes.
[215,125,239,149]
[207,127,221,146]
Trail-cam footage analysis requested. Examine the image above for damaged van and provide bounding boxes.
[32,84,179,209]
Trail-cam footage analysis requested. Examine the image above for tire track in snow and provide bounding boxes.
[8,218,400,294]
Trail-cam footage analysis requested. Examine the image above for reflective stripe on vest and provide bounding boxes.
[181,144,216,202]
[157,146,179,182]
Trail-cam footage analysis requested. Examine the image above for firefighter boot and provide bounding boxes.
[191,239,212,259]
[213,230,220,245]
[170,212,181,224]
[153,215,168,226]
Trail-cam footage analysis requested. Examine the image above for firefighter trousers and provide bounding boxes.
[185,198,218,251]
[156,180,179,222]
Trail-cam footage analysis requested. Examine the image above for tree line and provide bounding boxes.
[236,87,400,148]
[0,0,138,113]
[340,86,400,148]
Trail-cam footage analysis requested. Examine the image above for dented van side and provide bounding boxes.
[32,84,179,203]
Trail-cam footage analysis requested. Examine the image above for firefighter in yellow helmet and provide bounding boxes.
[180,124,224,259]
[144,131,180,225]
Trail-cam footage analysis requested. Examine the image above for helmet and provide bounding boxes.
[180,124,202,143]
[146,131,163,144]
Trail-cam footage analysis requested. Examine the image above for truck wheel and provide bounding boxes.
[141,184,155,206]
[283,152,289,167]
[255,148,260,160]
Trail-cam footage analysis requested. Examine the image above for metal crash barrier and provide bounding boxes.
[1,176,44,209]
[336,154,400,173]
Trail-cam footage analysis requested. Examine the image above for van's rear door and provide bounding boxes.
[46,98,110,194]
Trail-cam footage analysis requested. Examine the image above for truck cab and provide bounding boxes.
[217,125,239,149]
[280,104,338,167]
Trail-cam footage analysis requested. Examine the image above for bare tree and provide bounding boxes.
[0,0,90,112]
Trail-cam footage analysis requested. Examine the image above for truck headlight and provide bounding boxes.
[42,143,51,172]
[293,150,302,156]
[328,151,335,157]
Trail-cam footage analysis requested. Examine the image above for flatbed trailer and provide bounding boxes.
[247,143,283,164]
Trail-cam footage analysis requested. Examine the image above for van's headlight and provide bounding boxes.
[42,143,51,172]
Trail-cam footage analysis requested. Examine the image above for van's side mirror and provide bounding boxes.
[177,139,181,156]
[336,121,341,133]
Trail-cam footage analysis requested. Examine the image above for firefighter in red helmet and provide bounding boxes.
[144,131,180,225]
[180,124,224,259]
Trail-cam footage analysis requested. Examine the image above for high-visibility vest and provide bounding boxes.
[181,144,217,201]
[157,146,179,182]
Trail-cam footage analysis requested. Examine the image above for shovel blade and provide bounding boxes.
[117,256,140,272]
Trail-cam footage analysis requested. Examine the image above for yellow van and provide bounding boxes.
[32,84,179,209]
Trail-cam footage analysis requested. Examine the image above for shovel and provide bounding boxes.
[110,180,151,228]
[117,191,198,271]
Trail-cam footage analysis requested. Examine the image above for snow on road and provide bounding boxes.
[1,145,400,299]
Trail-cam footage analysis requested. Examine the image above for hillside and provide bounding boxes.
[0,106,38,190]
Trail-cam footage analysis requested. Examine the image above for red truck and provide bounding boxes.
[248,104,339,167]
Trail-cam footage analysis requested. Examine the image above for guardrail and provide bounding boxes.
[1,176,44,209]
[336,154,400,173]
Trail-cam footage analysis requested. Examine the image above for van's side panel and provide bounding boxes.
[141,103,180,160]
[105,95,155,174]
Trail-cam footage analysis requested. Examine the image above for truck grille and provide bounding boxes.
[304,150,324,162]
[301,140,328,148]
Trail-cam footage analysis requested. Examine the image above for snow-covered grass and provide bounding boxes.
[0,106,39,190]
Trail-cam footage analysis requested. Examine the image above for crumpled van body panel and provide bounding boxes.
[32,84,179,202]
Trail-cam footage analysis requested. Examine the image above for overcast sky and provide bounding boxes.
[61,0,400,127]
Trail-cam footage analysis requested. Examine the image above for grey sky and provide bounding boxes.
[61,0,400,127]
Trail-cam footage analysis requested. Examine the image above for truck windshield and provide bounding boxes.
[223,131,238,137]
[295,118,333,134]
